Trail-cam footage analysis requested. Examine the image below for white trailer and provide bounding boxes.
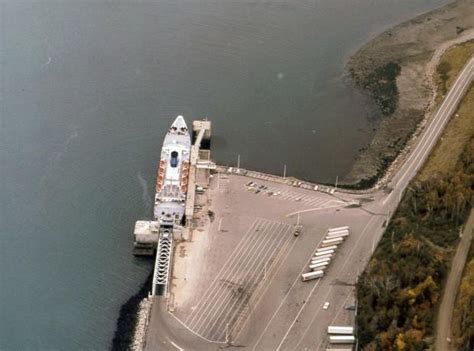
[327,326,354,335]
[314,249,335,257]
[322,237,344,246]
[327,228,349,236]
[328,335,355,344]
[316,245,338,252]
[312,254,332,261]
[301,270,324,281]
[311,257,331,264]
[309,262,329,270]
[326,231,349,239]
[328,226,349,232]
[323,236,346,244]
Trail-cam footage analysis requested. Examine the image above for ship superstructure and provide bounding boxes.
[132,116,212,296]
[154,115,191,224]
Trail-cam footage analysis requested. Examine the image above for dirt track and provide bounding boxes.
[435,210,473,351]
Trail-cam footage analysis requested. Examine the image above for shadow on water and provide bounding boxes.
[111,258,154,351]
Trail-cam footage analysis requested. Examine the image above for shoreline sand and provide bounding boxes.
[344,0,474,186]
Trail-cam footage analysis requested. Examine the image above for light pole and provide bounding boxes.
[237,154,241,169]
[283,164,287,178]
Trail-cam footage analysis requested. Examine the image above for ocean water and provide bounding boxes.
[0,0,450,349]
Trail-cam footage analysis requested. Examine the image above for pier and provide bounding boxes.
[133,119,212,298]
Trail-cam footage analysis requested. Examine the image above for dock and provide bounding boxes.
[133,119,213,297]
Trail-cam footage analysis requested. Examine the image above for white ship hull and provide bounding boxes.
[154,116,191,223]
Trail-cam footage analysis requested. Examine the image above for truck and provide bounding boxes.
[309,262,329,270]
[314,249,335,257]
[327,326,354,335]
[328,226,349,232]
[316,245,338,252]
[301,270,324,281]
[328,335,355,344]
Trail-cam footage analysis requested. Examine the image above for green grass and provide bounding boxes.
[418,85,474,181]
[435,40,474,101]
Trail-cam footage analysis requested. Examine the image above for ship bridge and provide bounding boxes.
[154,116,191,222]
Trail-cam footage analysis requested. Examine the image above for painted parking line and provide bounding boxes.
[185,218,295,342]
[242,182,345,210]
[210,224,294,340]
[196,222,292,339]
[193,220,281,335]
[187,219,273,329]
[185,218,264,326]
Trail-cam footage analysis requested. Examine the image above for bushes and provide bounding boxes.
[436,61,451,95]
[356,138,474,350]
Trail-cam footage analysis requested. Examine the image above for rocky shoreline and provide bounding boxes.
[111,271,153,351]
[343,0,474,186]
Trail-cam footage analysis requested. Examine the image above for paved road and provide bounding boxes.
[435,210,474,351]
[143,56,473,350]
[387,56,474,193]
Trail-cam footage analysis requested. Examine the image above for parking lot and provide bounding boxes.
[184,217,295,341]
[168,172,378,349]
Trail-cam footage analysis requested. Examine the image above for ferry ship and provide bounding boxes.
[154,116,191,224]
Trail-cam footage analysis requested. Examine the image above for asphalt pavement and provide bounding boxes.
[143,56,473,351]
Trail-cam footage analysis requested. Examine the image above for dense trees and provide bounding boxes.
[357,137,473,350]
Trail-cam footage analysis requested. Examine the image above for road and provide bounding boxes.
[143,56,473,350]
[386,56,474,198]
[435,210,474,351]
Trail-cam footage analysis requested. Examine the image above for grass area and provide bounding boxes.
[418,85,474,181]
[418,39,474,181]
[356,46,474,349]
[451,240,474,350]
[435,40,474,99]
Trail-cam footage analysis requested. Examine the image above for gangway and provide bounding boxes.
[151,223,174,296]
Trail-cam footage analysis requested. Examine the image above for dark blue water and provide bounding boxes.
[0,0,450,349]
